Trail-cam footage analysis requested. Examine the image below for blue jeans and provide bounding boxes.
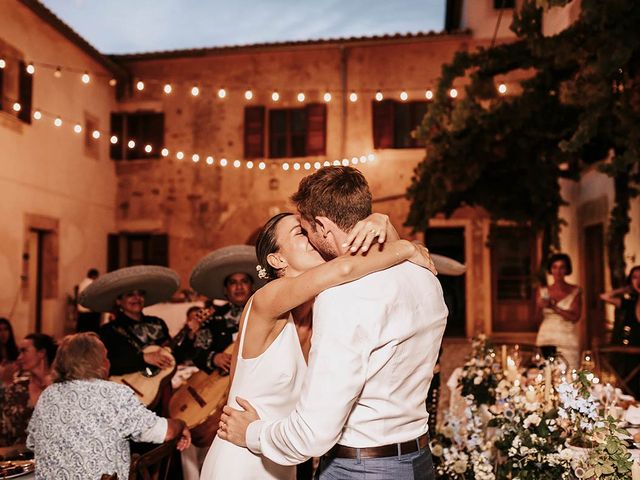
[315,446,435,480]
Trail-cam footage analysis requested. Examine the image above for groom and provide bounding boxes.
[220,166,448,479]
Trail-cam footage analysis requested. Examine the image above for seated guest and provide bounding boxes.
[172,306,204,366]
[0,317,19,384]
[27,333,191,480]
[601,265,640,347]
[0,333,56,447]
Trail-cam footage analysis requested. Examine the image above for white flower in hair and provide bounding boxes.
[256,264,268,279]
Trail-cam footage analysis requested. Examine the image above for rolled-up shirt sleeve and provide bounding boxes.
[246,288,376,465]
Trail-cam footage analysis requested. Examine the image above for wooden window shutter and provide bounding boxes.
[18,61,33,124]
[148,234,169,266]
[305,103,326,156]
[107,234,121,272]
[244,106,265,158]
[372,100,394,149]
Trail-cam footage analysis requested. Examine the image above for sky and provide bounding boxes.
[40,0,446,55]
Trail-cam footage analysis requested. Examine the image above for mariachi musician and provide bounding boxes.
[79,265,180,409]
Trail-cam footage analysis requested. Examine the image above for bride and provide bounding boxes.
[199,213,434,479]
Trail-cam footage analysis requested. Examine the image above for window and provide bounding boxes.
[372,100,428,149]
[243,104,326,159]
[494,0,515,9]
[107,233,168,270]
[17,61,32,124]
[110,111,164,160]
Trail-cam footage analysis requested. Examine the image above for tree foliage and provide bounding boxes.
[408,0,640,286]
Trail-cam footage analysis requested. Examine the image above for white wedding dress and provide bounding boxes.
[535,286,581,368]
[200,299,307,480]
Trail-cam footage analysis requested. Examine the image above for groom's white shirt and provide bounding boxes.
[245,261,448,465]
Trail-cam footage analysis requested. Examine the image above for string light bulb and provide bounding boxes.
[54,117,62,127]
[368,153,376,162]
[206,156,214,165]
[349,91,358,102]
[0,58,5,69]
[81,72,90,84]
[282,163,290,171]
[176,151,184,160]
[375,91,383,102]
[297,92,305,102]
[26,63,35,74]
[333,160,341,166]
[136,81,145,91]
[191,86,200,97]
[128,140,136,149]
[218,88,227,99]
[258,162,266,170]
[498,83,507,95]
[271,91,280,102]
[220,158,228,167]
[304,162,311,170]
[110,135,118,144]
[246,161,254,169]
[12,102,21,112]
[233,160,241,168]
[323,92,332,102]
[341,158,350,166]
[323,161,331,167]
[400,91,408,101]
[163,84,172,94]
[425,90,433,100]
[352,157,359,165]
[314,162,321,169]
[192,154,200,162]
[144,144,152,153]
[33,110,42,120]
[244,90,253,100]
[109,78,117,87]
[293,163,301,170]
[449,88,458,98]
[162,148,170,157]
[73,124,82,133]
[92,130,101,139]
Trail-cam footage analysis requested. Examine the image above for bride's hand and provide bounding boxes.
[408,242,438,276]
[343,213,389,253]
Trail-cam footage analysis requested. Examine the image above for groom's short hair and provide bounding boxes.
[291,166,372,231]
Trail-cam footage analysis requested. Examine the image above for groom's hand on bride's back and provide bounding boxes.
[218,397,260,447]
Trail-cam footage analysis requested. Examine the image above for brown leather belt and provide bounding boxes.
[325,433,429,459]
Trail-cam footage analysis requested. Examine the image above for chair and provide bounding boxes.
[128,437,179,480]
[101,475,118,480]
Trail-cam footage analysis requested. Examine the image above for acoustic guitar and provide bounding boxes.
[109,344,176,407]
[169,341,235,435]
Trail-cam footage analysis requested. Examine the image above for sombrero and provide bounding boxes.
[431,254,467,276]
[79,265,180,312]
[190,245,266,300]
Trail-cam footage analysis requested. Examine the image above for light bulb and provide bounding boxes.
[400,91,408,101]
[81,72,90,84]
[375,91,383,102]
[33,110,42,120]
[244,90,253,100]
[145,144,152,153]
[293,163,301,170]
[220,158,228,167]
[161,148,170,157]
[341,158,350,166]
[163,84,172,94]
[109,78,117,87]
[304,162,311,170]
[323,161,331,167]
[449,88,458,98]
[218,88,227,99]
[192,154,200,162]
[323,92,332,102]
[26,63,35,74]
[191,86,200,97]
[206,156,214,165]
[271,92,280,102]
[176,151,184,160]
[233,160,241,168]
[368,153,376,162]
[246,161,254,169]
[0,59,6,69]
[498,83,507,95]
[128,140,136,149]
[54,117,62,127]
[12,102,21,112]
[110,135,118,144]
[314,162,321,169]
[297,92,305,102]
[333,160,341,166]
[349,91,358,102]
[136,81,144,91]
[92,130,101,140]
[425,90,433,100]
[73,124,82,133]
[258,162,266,170]
[282,163,290,171]
[351,157,359,165]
